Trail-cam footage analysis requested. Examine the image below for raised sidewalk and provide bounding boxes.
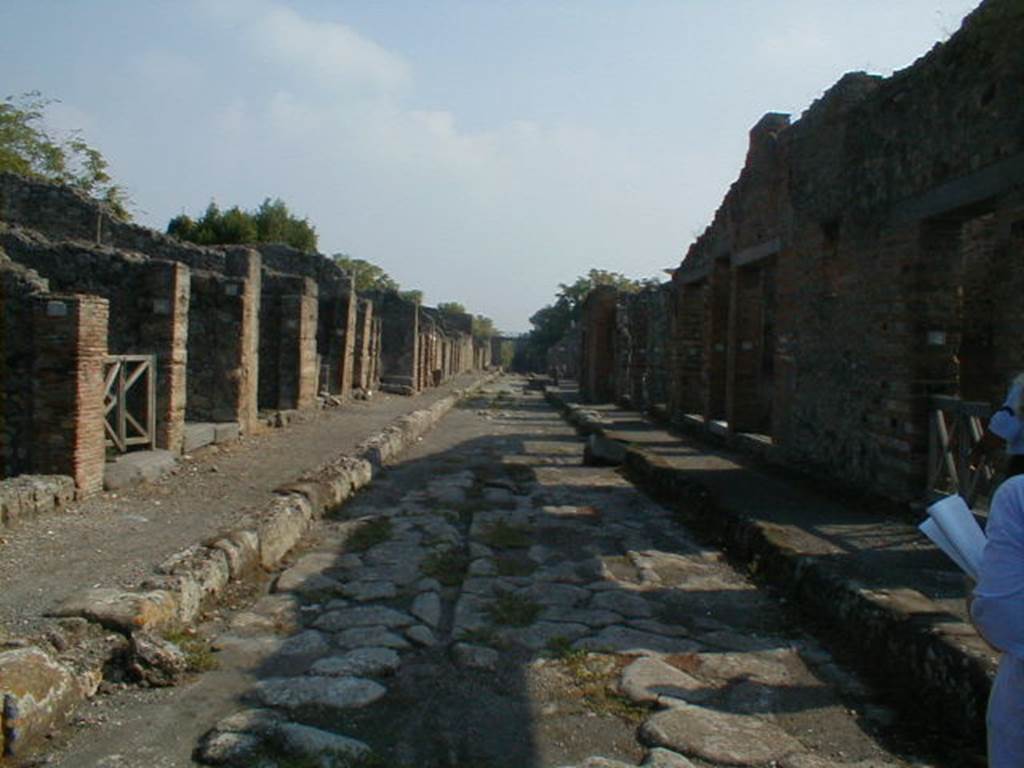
[545,383,996,746]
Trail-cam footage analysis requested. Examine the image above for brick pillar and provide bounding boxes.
[225,249,261,433]
[279,282,319,410]
[357,299,373,390]
[339,286,357,395]
[32,294,108,495]
[139,261,189,453]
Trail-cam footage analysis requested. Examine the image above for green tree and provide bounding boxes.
[437,301,467,317]
[523,269,650,371]
[400,289,423,304]
[471,314,495,340]
[0,91,130,219]
[168,197,317,251]
[333,255,400,293]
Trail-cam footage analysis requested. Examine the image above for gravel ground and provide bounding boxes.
[0,374,481,638]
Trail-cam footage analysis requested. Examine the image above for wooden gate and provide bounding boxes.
[104,355,156,453]
[927,395,995,506]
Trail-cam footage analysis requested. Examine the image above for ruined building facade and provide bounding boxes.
[0,173,490,499]
[576,0,1024,502]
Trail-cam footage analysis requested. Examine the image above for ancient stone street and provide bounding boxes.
[42,380,936,768]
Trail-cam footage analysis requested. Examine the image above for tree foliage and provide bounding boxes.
[471,314,495,340]
[0,91,130,219]
[437,301,467,316]
[168,197,317,252]
[400,289,424,304]
[333,255,400,293]
[524,269,651,370]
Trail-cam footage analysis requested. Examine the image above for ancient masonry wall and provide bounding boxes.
[0,255,51,479]
[595,0,1024,501]
[579,286,618,403]
[0,226,190,453]
[352,298,375,391]
[31,294,109,494]
[185,247,261,432]
[260,274,319,411]
[254,244,358,399]
[372,290,419,395]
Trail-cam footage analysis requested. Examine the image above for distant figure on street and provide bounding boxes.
[971,475,1024,767]
[971,373,1024,479]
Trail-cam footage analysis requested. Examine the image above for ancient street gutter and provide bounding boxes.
[0,372,499,761]
[545,387,994,748]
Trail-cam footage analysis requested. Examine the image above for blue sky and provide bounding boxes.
[1,0,979,331]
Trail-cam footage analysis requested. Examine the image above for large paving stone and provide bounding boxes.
[254,676,386,713]
[640,704,805,766]
[539,604,621,626]
[277,630,332,659]
[619,657,714,706]
[503,621,590,651]
[411,591,442,628]
[310,647,400,678]
[274,722,371,762]
[573,626,703,656]
[642,748,698,767]
[589,590,655,618]
[695,649,800,687]
[518,582,591,607]
[313,605,415,632]
[335,627,412,650]
[340,580,398,602]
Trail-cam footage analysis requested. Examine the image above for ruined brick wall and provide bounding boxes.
[368,317,382,389]
[259,274,319,410]
[0,255,49,478]
[579,286,618,403]
[186,254,261,429]
[0,172,226,271]
[546,326,582,381]
[253,245,357,400]
[614,285,672,411]
[353,298,374,391]
[0,225,189,452]
[667,0,1024,500]
[371,291,418,394]
[31,294,108,494]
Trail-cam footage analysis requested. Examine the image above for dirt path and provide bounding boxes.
[40,378,948,768]
[0,375,480,637]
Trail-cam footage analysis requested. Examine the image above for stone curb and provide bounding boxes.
[0,373,498,759]
[545,388,994,745]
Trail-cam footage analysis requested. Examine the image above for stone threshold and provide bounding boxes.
[0,372,499,760]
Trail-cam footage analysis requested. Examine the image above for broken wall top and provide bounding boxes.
[674,0,1023,278]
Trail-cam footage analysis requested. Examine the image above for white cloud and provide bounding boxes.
[163,1,685,330]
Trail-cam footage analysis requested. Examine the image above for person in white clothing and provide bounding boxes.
[971,475,1024,767]
[971,373,1024,479]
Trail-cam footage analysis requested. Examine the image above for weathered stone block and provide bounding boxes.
[0,647,81,758]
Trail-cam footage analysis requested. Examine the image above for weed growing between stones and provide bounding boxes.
[486,591,540,627]
[421,547,469,586]
[480,520,530,549]
[162,629,218,673]
[347,518,393,552]
[550,649,650,724]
